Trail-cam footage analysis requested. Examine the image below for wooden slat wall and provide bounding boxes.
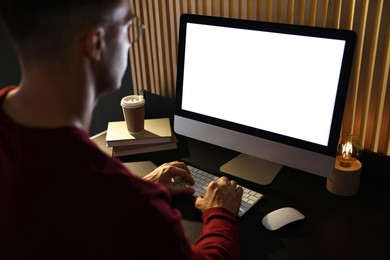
[129,0,390,155]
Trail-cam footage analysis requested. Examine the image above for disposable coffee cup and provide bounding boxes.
[120,95,145,134]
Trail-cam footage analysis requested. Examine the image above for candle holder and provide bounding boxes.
[326,135,362,196]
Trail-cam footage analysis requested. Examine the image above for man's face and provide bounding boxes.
[96,0,134,96]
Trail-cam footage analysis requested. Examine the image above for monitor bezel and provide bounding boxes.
[175,14,356,159]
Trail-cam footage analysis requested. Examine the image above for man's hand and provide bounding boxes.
[195,176,243,216]
[143,161,195,196]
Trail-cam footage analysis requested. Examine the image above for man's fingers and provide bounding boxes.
[236,186,244,197]
[230,179,237,187]
[172,169,194,185]
[168,161,190,173]
[166,161,194,185]
[195,195,204,211]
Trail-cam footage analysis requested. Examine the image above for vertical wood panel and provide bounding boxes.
[318,0,329,27]
[361,0,382,150]
[287,0,294,24]
[343,1,368,141]
[378,2,390,154]
[128,0,390,155]
[297,0,305,24]
[309,0,317,26]
[266,0,273,21]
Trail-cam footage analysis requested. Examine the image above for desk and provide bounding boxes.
[96,134,390,259]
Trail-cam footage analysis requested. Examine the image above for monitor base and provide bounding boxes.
[220,154,281,185]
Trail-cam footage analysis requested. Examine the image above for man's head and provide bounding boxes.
[0,0,133,60]
[0,0,135,95]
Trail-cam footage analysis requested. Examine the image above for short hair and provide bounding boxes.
[0,0,125,62]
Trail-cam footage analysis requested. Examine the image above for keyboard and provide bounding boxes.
[175,165,263,217]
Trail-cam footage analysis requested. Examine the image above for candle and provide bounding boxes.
[326,135,362,196]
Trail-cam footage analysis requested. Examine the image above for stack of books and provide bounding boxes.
[105,118,177,157]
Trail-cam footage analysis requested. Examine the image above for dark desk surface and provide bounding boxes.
[118,136,390,260]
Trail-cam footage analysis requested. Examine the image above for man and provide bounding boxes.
[0,0,243,259]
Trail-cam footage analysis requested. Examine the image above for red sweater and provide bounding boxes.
[0,87,239,259]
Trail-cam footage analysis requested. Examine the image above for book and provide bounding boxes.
[105,118,173,147]
[90,130,112,156]
[91,129,177,157]
[112,136,177,157]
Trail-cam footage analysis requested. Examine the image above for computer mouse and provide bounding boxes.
[262,207,305,231]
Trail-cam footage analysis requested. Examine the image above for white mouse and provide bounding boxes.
[262,207,305,231]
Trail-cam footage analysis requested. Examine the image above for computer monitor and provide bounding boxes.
[174,14,356,185]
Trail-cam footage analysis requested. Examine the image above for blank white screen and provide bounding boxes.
[182,23,346,146]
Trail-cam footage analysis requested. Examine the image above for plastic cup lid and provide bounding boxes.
[120,95,145,108]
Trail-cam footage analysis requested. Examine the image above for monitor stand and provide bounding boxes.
[220,154,281,185]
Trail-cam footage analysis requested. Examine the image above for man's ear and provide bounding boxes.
[85,26,106,61]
